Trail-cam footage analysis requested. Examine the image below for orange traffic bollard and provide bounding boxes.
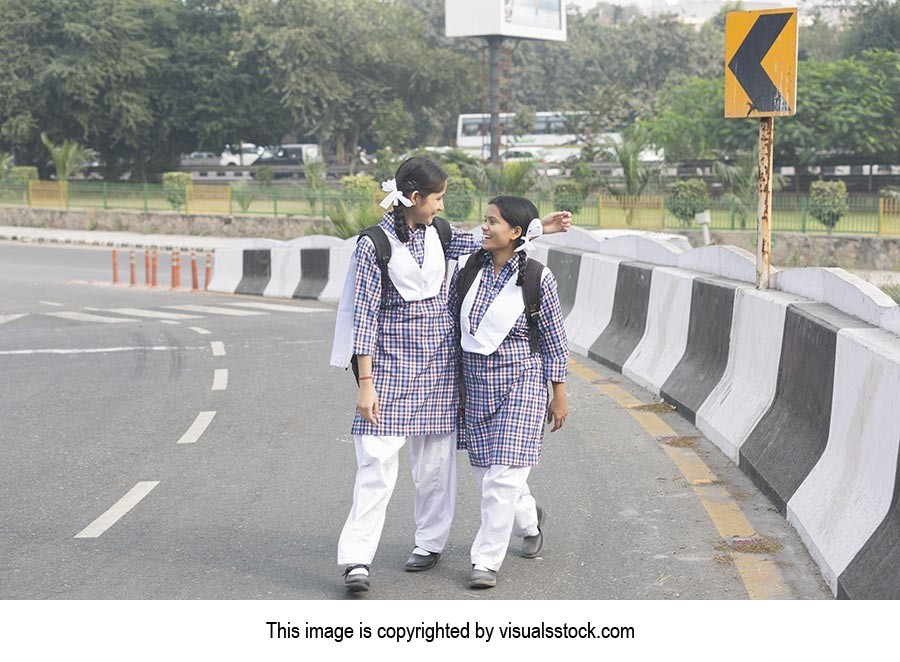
[205,253,213,291]
[112,249,119,285]
[171,250,181,290]
[151,249,158,288]
[129,250,136,287]
[145,250,151,286]
[190,252,199,292]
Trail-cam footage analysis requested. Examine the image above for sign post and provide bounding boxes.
[445,1,567,163]
[725,8,798,289]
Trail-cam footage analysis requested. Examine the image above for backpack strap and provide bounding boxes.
[455,249,488,318]
[432,216,452,255]
[522,258,545,354]
[357,225,391,284]
[350,226,391,386]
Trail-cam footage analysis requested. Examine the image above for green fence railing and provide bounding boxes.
[1,179,897,237]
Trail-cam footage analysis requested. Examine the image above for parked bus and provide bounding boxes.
[455,111,582,162]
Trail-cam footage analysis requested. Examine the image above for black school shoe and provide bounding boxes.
[405,549,441,571]
[469,566,497,589]
[343,564,370,592]
[522,505,545,558]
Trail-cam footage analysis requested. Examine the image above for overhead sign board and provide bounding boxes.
[445,0,567,41]
[725,8,798,118]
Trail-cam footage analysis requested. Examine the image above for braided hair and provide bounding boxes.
[390,157,448,243]
[488,195,540,286]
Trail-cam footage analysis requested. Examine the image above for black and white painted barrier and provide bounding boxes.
[540,230,900,599]
[208,236,352,302]
[209,226,900,598]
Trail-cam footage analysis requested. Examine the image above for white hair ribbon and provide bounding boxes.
[379,178,413,210]
[514,218,543,254]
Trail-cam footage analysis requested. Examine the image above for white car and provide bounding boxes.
[220,143,263,167]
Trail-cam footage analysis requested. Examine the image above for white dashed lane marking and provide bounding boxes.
[74,481,160,539]
[0,346,200,356]
[189,327,211,335]
[226,301,329,313]
[210,341,225,357]
[45,311,139,324]
[85,307,201,320]
[163,305,265,317]
[177,411,217,445]
[0,314,28,326]
[212,369,228,391]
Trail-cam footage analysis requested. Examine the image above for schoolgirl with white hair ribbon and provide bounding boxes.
[448,195,570,590]
[331,157,572,592]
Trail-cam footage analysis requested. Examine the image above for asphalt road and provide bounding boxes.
[0,241,832,600]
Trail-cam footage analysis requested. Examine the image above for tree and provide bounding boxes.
[642,77,756,162]
[601,126,662,225]
[778,51,900,166]
[40,133,95,180]
[0,0,288,180]
[843,0,900,56]
[714,151,786,230]
[226,0,476,163]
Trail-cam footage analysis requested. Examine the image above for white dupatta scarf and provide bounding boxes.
[458,253,526,356]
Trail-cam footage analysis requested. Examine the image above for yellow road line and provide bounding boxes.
[569,358,791,599]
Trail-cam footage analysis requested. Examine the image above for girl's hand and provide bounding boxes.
[547,394,568,432]
[540,211,572,235]
[357,382,380,425]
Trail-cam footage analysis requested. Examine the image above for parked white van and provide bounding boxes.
[220,143,264,167]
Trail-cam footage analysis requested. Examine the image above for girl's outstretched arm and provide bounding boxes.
[540,210,572,235]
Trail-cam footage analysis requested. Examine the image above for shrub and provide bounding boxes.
[9,166,38,182]
[667,179,710,225]
[231,182,257,213]
[255,165,273,188]
[444,175,476,221]
[553,180,584,214]
[371,149,400,184]
[327,200,384,239]
[809,180,849,232]
[162,171,192,211]
[340,174,378,207]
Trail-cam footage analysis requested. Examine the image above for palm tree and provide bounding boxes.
[40,133,96,181]
[0,152,13,179]
[714,151,787,230]
[601,126,661,225]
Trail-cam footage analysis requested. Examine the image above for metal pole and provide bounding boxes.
[487,35,502,165]
[757,116,774,289]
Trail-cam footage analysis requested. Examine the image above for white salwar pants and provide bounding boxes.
[337,433,457,565]
[470,465,540,571]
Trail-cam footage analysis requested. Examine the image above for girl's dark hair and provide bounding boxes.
[488,195,540,286]
[391,157,448,242]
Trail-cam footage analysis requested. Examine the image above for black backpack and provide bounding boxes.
[350,216,453,384]
[455,248,544,354]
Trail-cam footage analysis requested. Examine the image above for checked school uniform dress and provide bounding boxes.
[333,211,480,566]
[449,251,569,570]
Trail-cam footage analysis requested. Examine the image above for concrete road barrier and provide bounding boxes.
[588,262,653,371]
[659,279,740,423]
[622,267,696,396]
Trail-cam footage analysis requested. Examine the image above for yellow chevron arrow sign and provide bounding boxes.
[725,8,798,118]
